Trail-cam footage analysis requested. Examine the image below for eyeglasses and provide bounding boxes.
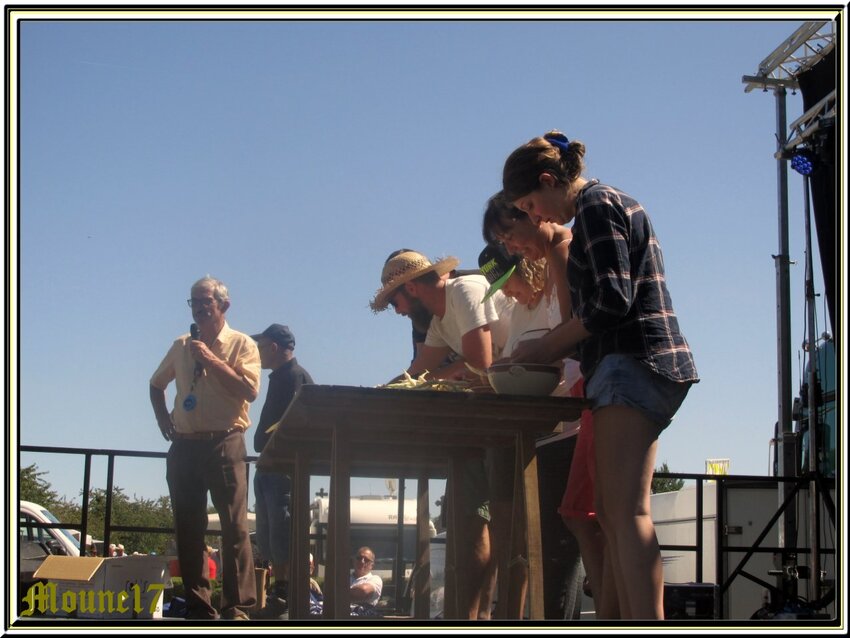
[355,555,374,564]
[187,298,215,308]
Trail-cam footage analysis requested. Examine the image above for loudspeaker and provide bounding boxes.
[663,582,718,620]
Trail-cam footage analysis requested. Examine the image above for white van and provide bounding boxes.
[19,500,81,557]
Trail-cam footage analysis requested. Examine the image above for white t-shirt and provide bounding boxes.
[503,296,551,357]
[424,275,513,359]
[350,572,383,607]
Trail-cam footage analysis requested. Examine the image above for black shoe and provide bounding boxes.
[254,596,288,620]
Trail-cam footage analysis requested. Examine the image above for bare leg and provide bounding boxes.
[601,535,629,619]
[465,517,492,619]
[594,405,664,619]
[487,500,517,618]
[563,516,621,619]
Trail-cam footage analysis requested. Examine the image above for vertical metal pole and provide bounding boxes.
[773,88,797,568]
[803,175,822,602]
[79,454,92,557]
[103,454,115,551]
[696,478,704,583]
[716,479,725,619]
[774,86,793,446]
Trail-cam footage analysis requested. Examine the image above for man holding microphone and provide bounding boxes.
[149,275,260,620]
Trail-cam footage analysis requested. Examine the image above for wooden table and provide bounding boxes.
[256,384,586,620]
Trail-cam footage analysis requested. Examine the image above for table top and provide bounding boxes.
[257,384,588,472]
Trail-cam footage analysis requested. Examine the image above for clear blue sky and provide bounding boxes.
[12,13,838,509]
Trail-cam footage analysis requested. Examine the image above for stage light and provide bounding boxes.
[790,148,816,175]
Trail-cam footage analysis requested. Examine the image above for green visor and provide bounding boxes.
[482,263,516,302]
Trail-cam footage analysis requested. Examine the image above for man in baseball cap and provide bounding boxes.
[250,323,313,619]
[251,324,295,349]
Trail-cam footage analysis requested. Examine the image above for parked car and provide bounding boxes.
[19,500,83,613]
[19,500,81,558]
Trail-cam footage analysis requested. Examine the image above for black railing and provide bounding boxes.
[653,470,835,618]
[19,444,258,553]
[19,445,835,619]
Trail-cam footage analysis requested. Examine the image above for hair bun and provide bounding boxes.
[544,130,569,143]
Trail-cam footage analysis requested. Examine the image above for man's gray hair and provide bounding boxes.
[191,275,230,306]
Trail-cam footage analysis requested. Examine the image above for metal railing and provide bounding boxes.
[19,444,258,553]
[653,470,836,618]
[19,445,835,619]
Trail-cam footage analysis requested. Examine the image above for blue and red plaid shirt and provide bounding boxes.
[568,180,699,384]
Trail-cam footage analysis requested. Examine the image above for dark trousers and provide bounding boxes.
[166,432,256,618]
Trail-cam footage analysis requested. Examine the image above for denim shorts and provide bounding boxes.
[253,469,292,566]
[585,354,692,430]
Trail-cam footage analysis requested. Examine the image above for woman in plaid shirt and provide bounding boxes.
[501,130,699,620]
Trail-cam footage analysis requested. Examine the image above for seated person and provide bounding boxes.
[350,546,382,616]
[308,553,324,617]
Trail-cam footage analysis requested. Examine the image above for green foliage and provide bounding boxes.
[20,464,60,507]
[651,461,685,494]
[84,488,175,555]
[19,464,176,555]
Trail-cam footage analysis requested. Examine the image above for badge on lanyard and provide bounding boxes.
[183,394,197,411]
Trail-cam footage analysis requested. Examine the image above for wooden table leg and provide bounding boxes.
[414,473,431,619]
[443,456,460,619]
[290,454,309,619]
[326,425,351,619]
[519,431,544,619]
[506,435,528,618]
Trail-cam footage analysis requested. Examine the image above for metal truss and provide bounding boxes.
[783,89,836,153]
[742,21,836,92]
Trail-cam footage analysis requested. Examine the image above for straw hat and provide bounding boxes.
[370,250,460,312]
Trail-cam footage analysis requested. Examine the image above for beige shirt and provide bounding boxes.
[150,322,261,434]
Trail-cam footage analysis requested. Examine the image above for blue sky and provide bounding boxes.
[11,12,840,510]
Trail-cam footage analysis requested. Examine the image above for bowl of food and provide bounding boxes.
[486,362,561,396]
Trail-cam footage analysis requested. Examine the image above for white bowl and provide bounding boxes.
[486,363,561,396]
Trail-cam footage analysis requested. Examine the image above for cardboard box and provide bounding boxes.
[26,554,173,619]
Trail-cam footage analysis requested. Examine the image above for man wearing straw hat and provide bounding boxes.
[370,249,512,619]
[371,250,511,382]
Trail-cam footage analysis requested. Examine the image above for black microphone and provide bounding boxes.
[190,323,203,375]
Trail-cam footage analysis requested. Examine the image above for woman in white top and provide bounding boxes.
[482,193,619,619]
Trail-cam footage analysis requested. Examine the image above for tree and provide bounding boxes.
[20,463,60,507]
[651,461,685,494]
[18,464,176,555]
[84,488,175,555]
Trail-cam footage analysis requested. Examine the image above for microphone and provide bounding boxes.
[190,323,203,375]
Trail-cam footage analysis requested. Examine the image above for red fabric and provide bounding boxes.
[558,378,597,519]
[208,556,217,580]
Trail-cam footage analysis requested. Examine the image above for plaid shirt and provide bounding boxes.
[568,180,699,384]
